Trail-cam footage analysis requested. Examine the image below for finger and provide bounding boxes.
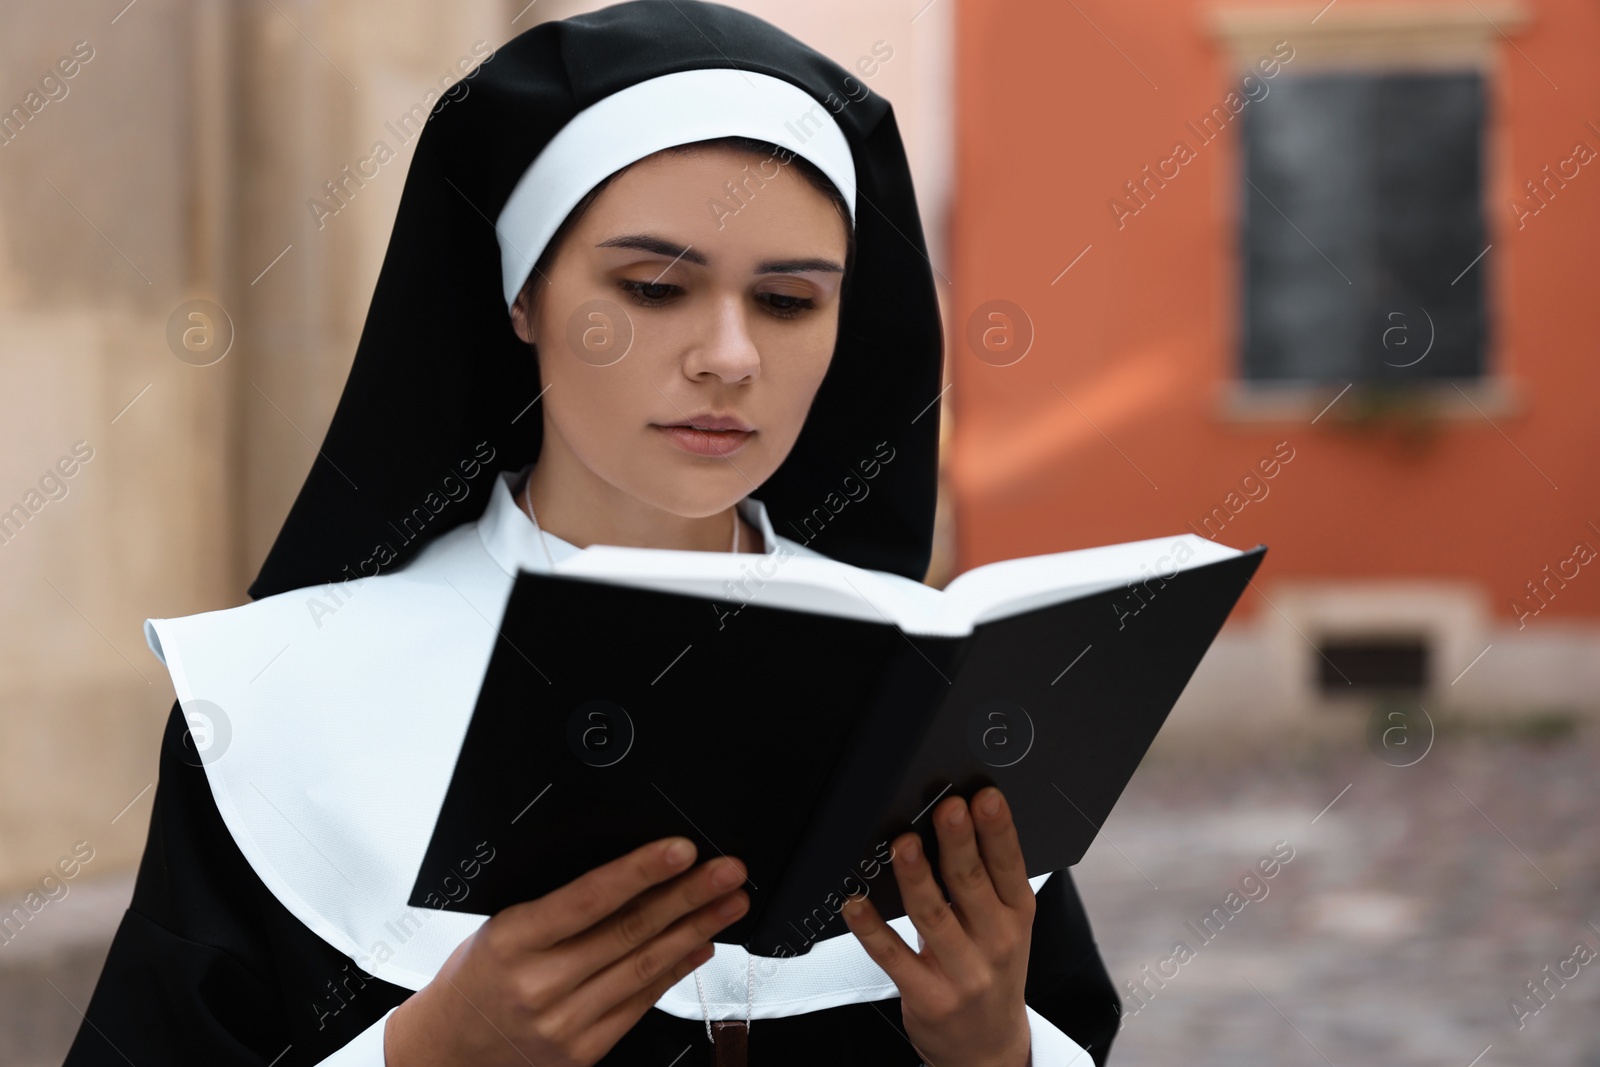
[566,884,750,1026]
[557,854,749,978]
[971,786,1034,910]
[930,795,1005,937]
[500,836,700,949]
[575,939,718,1063]
[840,887,933,1001]
[887,828,984,973]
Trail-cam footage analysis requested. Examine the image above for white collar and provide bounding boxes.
[139,467,1045,1022]
[476,464,793,576]
[137,467,882,1014]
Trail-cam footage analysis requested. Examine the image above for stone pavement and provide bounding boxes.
[0,871,131,1067]
[1073,715,1600,1067]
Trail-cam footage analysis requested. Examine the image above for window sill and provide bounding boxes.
[1215,377,1523,424]
[1207,2,1531,73]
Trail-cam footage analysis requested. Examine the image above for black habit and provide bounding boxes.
[64,2,1122,1062]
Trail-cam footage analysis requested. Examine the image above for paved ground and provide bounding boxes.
[0,871,131,1067]
[1074,713,1600,1067]
[4,713,1596,1066]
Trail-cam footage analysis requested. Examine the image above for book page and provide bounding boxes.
[552,546,924,626]
[934,534,1244,631]
[551,534,1244,637]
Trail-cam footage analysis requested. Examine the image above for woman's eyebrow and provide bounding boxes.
[596,233,843,275]
[597,233,705,264]
[758,256,844,275]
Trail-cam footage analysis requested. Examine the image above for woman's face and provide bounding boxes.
[511,144,850,521]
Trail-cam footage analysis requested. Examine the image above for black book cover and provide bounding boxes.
[409,544,1266,956]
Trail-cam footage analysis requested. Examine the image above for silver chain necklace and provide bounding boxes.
[520,473,740,565]
[694,953,755,1046]
[521,470,750,1046]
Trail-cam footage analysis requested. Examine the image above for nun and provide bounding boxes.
[63,2,1120,1064]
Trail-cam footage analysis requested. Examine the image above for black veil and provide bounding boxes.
[247,0,944,600]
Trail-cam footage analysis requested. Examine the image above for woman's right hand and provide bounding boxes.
[384,836,749,1067]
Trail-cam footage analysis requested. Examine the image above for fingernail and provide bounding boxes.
[711,860,743,889]
[978,791,1000,818]
[947,802,966,827]
[717,893,747,918]
[899,836,919,863]
[664,839,694,867]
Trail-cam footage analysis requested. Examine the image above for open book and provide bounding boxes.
[409,534,1266,956]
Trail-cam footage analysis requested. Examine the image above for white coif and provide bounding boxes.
[494,67,858,309]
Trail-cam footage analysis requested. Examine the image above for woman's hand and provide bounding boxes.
[841,786,1035,1067]
[385,836,749,1067]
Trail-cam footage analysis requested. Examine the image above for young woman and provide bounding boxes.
[64,3,1120,1065]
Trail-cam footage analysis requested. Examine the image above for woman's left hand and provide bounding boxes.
[841,785,1034,1067]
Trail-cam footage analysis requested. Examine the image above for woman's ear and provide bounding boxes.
[509,288,536,345]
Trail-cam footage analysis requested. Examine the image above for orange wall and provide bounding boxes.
[948,0,1600,623]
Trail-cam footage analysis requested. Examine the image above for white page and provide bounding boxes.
[553,547,923,627]
[553,533,1244,637]
[935,534,1243,631]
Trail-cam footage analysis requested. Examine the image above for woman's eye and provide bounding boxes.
[617,279,679,306]
[759,292,817,319]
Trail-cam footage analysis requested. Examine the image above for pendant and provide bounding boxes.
[710,1019,749,1067]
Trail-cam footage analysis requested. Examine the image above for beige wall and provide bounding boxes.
[0,0,953,891]
[2,0,236,892]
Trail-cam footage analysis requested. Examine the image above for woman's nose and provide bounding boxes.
[684,294,761,383]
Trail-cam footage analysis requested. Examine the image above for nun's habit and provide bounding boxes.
[63,3,1120,1064]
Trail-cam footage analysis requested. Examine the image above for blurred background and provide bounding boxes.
[2,0,1597,1063]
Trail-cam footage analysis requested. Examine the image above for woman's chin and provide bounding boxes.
[627,475,761,524]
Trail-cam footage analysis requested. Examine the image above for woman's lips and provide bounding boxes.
[654,424,755,456]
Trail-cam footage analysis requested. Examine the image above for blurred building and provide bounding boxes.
[0,0,953,900]
[948,0,1600,739]
[1,1,953,1057]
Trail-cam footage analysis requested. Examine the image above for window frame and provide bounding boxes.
[1205,1,1529,423]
